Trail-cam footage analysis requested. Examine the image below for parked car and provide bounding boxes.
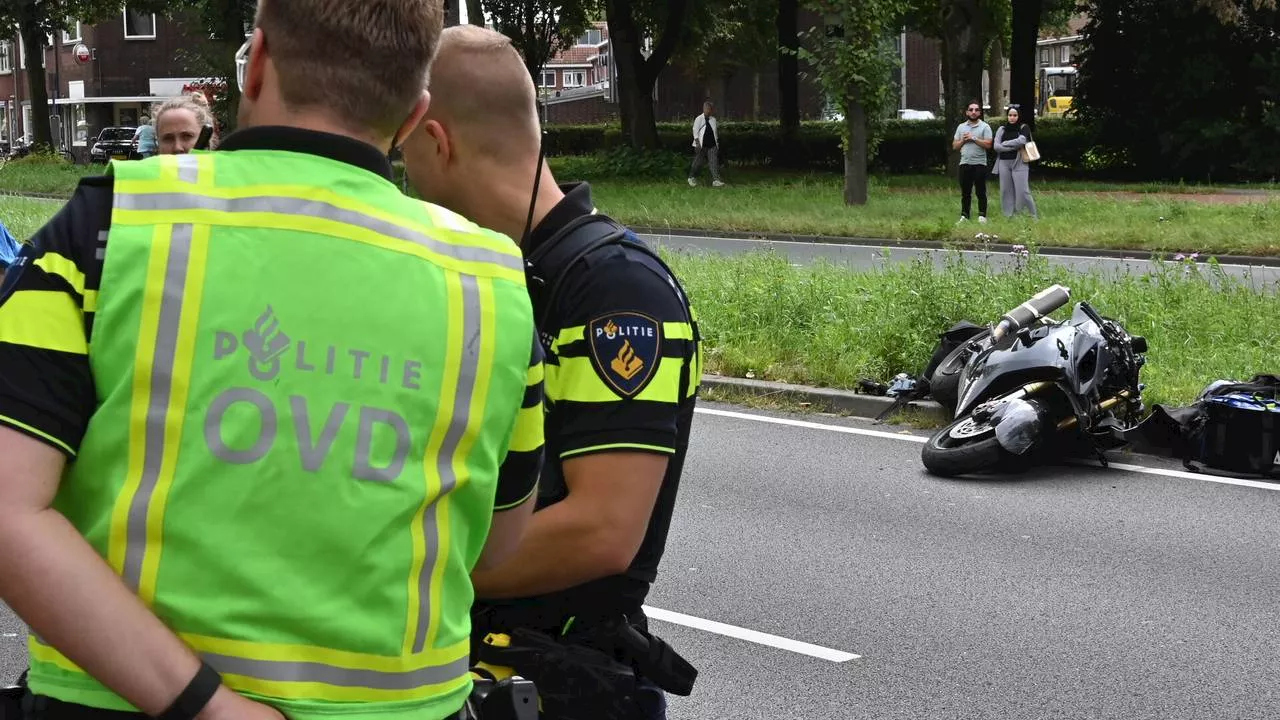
[89,127,139,164]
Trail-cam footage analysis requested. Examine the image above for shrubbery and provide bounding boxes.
[542,118,1116,177]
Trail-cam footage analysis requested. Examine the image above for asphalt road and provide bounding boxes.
[640,232,1280,289]
[4,402,1280,719]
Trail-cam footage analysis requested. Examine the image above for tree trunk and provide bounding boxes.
[466,0,485,26]
[752,71,761,121]
[843,91,868,206]
[216,0,248,131]
[1010,0,1042,130]
[444,0,461,26]
[605,0,691,150]
[987,35,1004,112]
[20,21,51,150]
[941,0,989,177]
[777,0,800,136]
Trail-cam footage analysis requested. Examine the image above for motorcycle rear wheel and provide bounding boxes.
[921,414,1007,477]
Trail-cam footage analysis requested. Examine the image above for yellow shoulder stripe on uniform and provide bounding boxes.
[545,355,683,404]
[34,252,87,296]
[0,291,87,354]
[508,404,544,454]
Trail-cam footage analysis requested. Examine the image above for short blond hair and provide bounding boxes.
[425,25,541,160]
[256,0,443,137]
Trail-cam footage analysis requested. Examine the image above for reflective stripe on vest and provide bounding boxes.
[27,152,533,713]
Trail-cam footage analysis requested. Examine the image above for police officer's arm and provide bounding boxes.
[0,188,283,720]
[472,259,690,599]
[476,333,544,571]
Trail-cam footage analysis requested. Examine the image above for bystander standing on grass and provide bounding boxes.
[953,99,993,224]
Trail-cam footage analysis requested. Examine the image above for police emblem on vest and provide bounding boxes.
[588,312,662,398]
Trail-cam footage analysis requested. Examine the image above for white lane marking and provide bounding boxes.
[695,407,1280,492]
[696,407,928,444]
[1098,461,1280,492]
[643,605,860,663]
[648,233,1273,272]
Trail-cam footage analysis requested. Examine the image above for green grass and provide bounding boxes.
[578,170,1280,257]
[0,197,64,238]
[0,156,100,196]
[664,248,1279,411]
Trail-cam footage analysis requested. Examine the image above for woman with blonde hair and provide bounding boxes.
[154,95,217,155]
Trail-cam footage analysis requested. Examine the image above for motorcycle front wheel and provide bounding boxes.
[921,413,1007,477]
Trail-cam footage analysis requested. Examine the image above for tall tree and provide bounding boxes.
[800,0,910,205]
[677,0,775,119]
[604,0,694,149]
[939,0,989,141]
[778,0,801,135]
[168,0,254,134]
[0,0,169,150]
[1007,0,1073,131]
[487,0,594,83]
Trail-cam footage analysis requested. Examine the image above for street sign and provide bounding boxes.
[73,43,91,65]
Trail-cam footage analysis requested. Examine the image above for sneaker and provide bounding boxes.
[687,178,697,187]
[957,216,968,225]
[978,216,988,224]
[712,180,725,188]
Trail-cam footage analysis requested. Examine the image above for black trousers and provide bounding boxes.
[959,163,989,218]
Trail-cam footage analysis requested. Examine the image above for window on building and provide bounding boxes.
[17,33,46,69]
[563,70,586,88]
[0,106,7,142]
[576,28,602,46]
[23,104,33,142]
[124,6,157,39]
[1059,44,1072,64]
[63,20,82,44]
[540,70,556,88]
[0,41,10,74]
[1039,47,1050,64]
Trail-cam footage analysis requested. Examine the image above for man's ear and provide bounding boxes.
[420,118,453,166]
[392,90,432,152]
[244,28,268,102]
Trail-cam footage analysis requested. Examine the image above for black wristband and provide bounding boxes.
[156,661,223,720]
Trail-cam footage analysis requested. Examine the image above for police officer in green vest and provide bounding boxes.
[401,26,701,720]
[0,2,544,720]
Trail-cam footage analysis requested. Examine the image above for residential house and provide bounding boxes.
[0,6,218,160]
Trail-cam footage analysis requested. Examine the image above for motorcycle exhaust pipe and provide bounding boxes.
[991,284,1072,342]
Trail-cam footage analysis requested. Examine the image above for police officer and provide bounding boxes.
[401,26,701,720]
[0,2,543,720]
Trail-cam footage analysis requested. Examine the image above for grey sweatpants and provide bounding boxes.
[996,164,1038,218]
[690,146,721,182]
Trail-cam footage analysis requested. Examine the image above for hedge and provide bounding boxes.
[544,118,1110,176]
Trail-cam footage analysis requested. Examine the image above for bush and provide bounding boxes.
[543,118,1106,176]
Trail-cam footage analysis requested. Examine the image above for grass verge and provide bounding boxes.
[0,197,64,238]
[664,247,1279,411]
[588,170,1280,257]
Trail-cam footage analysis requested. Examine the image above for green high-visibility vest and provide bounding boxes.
[27,151,535,720]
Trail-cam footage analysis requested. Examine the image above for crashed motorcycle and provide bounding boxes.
[921,285,1149,477]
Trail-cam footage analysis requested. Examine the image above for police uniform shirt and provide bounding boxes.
[0,127,544,511]
[506,181,701,620]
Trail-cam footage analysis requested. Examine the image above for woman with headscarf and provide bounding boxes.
[991,105,1039,219]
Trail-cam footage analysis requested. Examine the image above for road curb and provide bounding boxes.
[635,226,1280,268]
[701,374,947,422]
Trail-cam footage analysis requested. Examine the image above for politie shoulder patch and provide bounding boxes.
[587,311,663,398]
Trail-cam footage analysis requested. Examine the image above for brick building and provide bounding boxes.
[0,7,218,160]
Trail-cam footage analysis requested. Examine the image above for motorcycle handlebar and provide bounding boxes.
[991,284,1071,341]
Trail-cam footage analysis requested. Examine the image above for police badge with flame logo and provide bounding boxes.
[587,312,662,398]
